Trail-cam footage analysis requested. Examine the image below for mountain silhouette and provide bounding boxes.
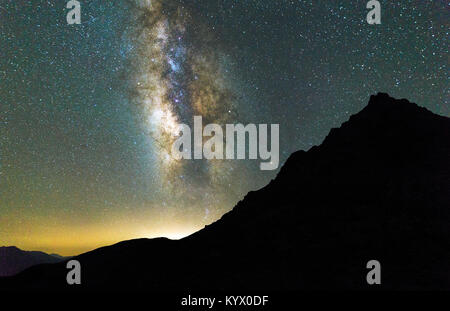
[1,93,449,291]
[0,246,66,277]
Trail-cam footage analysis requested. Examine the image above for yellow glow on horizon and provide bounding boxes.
[0,210,210,256]
[137,225,201,241]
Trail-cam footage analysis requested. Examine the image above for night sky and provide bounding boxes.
[0,0,448,255]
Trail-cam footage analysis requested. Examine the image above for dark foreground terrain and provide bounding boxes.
[1,93,449,291]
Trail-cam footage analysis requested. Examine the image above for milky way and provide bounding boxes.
[128,0,241,210]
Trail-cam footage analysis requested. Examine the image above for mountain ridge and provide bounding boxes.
[1,93,449,290]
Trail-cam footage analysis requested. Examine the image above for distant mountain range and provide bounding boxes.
[1,93,449,290]
[0,246,66,277]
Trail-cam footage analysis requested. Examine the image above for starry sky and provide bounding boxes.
[0,0,448,256]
